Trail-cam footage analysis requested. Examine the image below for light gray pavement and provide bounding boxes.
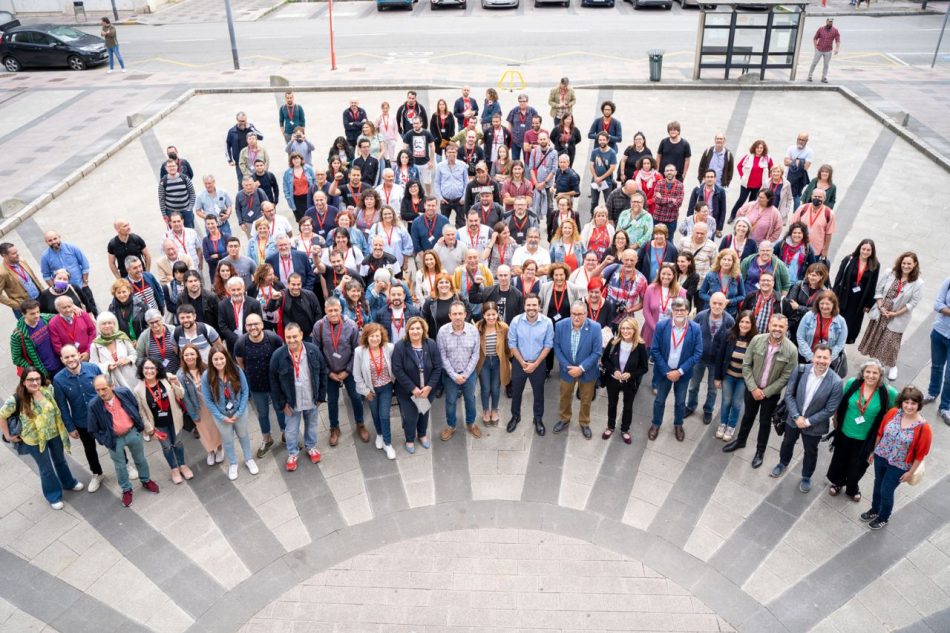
[0,84,949,633]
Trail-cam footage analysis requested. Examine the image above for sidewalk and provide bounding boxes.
[805,0,947,15]
[132,0,288,24]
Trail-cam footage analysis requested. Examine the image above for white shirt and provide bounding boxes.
[512,245,551,270]
[266,215,294,243]
[375,182,404,211]
[457,224,492,253]
[801,367,828,420]
[165,227,202,267]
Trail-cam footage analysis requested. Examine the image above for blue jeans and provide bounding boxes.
[511,144,523,161]
[686,357,717,415]
[478,356,501,411]
[214,413,252,465]
[871,454,906,522]
[107,45,125,70]
[367,384,394,445]
[108,428,151,492]
[284,408,319,457]
[155,424,185,469]
[928,329,950,410]
[326,374,364,428]
[443,372,477,428]
[651,373,689,427]
[22,437,78,504]
[250,390,285,436]
[719,374,746,428]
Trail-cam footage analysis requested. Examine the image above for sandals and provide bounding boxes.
[622,432,632,445]
[828,485,841,497]
[490,412,499,426]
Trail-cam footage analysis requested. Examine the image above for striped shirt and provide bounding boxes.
[158,174,195,217]
[727,340,748,379]
[485,331,497,357]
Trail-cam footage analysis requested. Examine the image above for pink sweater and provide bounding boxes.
[48,312,97,356]
[642,285,687,347]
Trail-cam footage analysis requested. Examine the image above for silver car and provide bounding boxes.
[482,0,519,7]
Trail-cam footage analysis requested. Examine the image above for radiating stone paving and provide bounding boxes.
[1,86,949,633]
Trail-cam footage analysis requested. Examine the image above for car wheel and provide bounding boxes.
[67,55,86,71]
[3,56,21,73]
[461,0,466,6]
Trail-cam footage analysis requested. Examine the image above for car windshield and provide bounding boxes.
[47,26,86,42]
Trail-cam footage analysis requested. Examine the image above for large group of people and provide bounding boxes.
[0,84,941,531]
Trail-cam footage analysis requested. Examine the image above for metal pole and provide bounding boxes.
[933,6,950,68]
[328,0,337,70]
[110,0,119,20]
[223,0,240,70]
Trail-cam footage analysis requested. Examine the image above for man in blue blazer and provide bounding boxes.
[553,300,603,439]
[650,297,703,442]
[266,235,315,292]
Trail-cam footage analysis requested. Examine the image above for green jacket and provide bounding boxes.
[740,254,790,294]
[11,314,55,376]
[742,332,798,398]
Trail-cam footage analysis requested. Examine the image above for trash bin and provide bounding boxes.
[648,49,665,82]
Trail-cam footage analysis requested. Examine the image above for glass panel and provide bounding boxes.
[733,28,767,54]
[766,52,795,65]
[772,12,799,26]
[702,28,731,48]
[700,55,729,67]
[704,13,732,26]
[736,13,768,27]
[768,29,793,53]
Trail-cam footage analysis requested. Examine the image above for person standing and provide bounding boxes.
[313,298,367,446]
[862,387,932,530]
[11,300,61,378]
[505,94,539,161]
[547,77,575,127]
[1,368,83,509]
[652,164,685,235]
[714,310,757,442]
[588,132,618,209]
[722,314,798,468]
[158,161,197,228]
[279,92,306,143]
[827,360,897,502]
[0,242,44,317]
[100,17,125,73]
[655,121,692,182]
[832,239,879,344]
[649,298,703,442]
[808,18,841,83]
[133,358,192,484]
[437,301,482,441]
[925,275,950,425]
[433,143,468,226]
[234,313,285,457]
[201,349,259,480]
[391,316,442,454]
[87,376,160,507]
[696,133,734,188]
[770,345,843,492]
[270,323,327,471]
[859,252,924,382]
[353,323,397,459]
[506,295,554,435]
[53,345,105,492]
[600,318,649,444]
[552,301,603,439]
[686,293,735,425]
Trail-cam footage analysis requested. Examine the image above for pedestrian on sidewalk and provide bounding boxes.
[808,18,840,83]
[100,18,126,74]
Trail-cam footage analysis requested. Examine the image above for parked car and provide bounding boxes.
[582,0,615,6]
[482,0,519,8]
[431,0,466,8]
[536,0,569,6]
[628,0,672,8]
[377,0,415,10]
[0,23,108,72]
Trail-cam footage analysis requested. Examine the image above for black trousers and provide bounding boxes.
[441,199,465,227]
[76,426,103,476]
[779,425,822,478]
[511,362,546,421]
[826,433,871,496]
[605,377,640,432]
[734,391,780,452]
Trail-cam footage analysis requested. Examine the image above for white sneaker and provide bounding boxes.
[214,447,225,463]
[715,424,726,440]
[384,444,396,460]
[121,69,126,73]
[245,459,259,475]
[107,69,113,74]
[144,433,151,442]
[127,462,139,480]
[88,474,103,493]
[888,366,898,381]
[375,434,384,450]
[71,481,84,492]
[50,501,64,510]
[227,464,238,480]
[206,452,215,466]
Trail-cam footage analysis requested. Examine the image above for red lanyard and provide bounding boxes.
[480,206,493,225]
[392,312,405,337]
[172,230,188,253]
[895,279,905,296]
[383,224,395,246]
[602,118,610,133]
[280,256,293,280]
[152,332,167,358]
[512,215,528,233]
[753,294,769,318]
[382,186,392,206]
[313,211,329,232]
[209,233,220,254]
[814,315,831,348]
[553,287,566,313]
[4,263,28,283]
[62,317,79,345]
[257,240,267,263]
[290,346,303,379]
[518,110,527,125]
[806,205,823,228]
[468,226,480,247]
[588,300,602,323]
[659,286,673,314]
[268,220,277,238]
[521,275,534,293]
[653,245,664,272]
[857,385,873,415]
[465,270,476,293]
[427,272,437,295]
[232,301,243,331]
[130,277,147,294]
[497,241,507,265]
[355,306,364,328]
[564,242,574,260]
[146,381,169,411]
[369,346,385,377]
[671,324,687,350]
[439,114,447,130]
[287,104,295,122]
[329,321,343,351]
[411,198,420,217]
[223,382,232,401]
[719,273,729,294]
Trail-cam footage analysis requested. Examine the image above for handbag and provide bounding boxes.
[771,364,805,437]
[907,460,925,486]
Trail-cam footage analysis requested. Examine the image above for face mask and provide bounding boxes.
[53,281,68,292]
[811,197,822,206]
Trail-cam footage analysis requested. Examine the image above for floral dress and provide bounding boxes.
[0,387,70,454]
[858,278,903,366]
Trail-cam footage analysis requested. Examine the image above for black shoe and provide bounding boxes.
[751,452,764,469]
[435,386,444,399]
[859,510,878,523]
[685,407,696,418]
[868,517,888,530]
[703,411,712,425]
[506,416,520,433]
[553,420,569,433]
[534,419,546,436]
[505,384,512,399]
[722,440,746,453]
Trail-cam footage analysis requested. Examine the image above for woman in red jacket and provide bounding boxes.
[729,140,773,223]
[862,386,932,530]
[632,156,661,217]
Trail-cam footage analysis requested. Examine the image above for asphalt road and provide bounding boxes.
[60,4,950,70]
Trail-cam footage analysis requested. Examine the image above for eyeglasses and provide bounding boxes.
[24,377,41,383]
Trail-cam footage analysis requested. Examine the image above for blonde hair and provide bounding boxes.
[611,317,642,347]
[552,218,581,244]
[711,250,740,278]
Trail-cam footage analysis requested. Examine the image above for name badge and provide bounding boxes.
[225,401,235,413]
[552,314,562,321]
[332,352,343,360]
[853,416,865,425]
[517,232,524,238]
[852,286,862,293]
[162,359,170,368]
[520,123,526,128]
[429,235,436,243]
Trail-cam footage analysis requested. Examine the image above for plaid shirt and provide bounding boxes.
[604,265,648,325]
[437,321,480,380]
[813,26,840,53]
[652,178,684,223]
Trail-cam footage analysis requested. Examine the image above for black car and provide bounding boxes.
[0,21,108,72]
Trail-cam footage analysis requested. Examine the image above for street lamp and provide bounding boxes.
[223,0,240,70]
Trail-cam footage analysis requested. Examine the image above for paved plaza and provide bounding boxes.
[0,82,949,633]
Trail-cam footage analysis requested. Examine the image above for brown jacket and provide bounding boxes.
[0,260,45,310]
[476,320,512,387]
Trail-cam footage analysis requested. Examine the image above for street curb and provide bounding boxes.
[805,9,941,14]
[0,88,195,238]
